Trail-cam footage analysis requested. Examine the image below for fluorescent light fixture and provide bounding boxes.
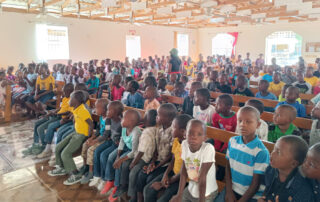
[251,13,266,19]
[132,2,146,11]
[210,17,224,23]
[157,6,172,15]
[102,0,117,8]
[220,4,236,14]
[176,10,192,18]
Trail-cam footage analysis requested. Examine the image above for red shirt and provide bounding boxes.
[212,112,237,152]
[111,86,125,101]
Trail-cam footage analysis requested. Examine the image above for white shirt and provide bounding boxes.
[56,72,65,82]
[193,105,216,126]
[250,75,262,83]
[236,119,268,141]
[181,140,218,198]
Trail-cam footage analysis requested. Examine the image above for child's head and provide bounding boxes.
[253,66,260,75]
[237,106,261,137]
[273,104,296,126]
[170,73,177,83]
[112,74,122,86]
[215,94,233,115]
[194,88,210,107]
[78,68,84,77]
[0,71,5,80]
[28,63,35,74]
[196,72,204,82]
[235,66,243,76]
[258,79,269,93]
[311,103,320,119]
[271,135,308,171]
[39,63,49,75]
[144,86,158,100]
[306,66,314,78]
[189,81,202,99]
[95,98,109,116]
[273,72,281,83]
[180,75,188,85]
[186,119,207,152]
[69,90,86,107]
[144,109,157,127]
[267,65,274,74]
[126,80,140,94]
[172,114,192,140]
[296,70,305,83]
[302,143,320,180]
[124,76,134,87]
[71,66,77,75]
[285,67,293,76]
[75,83,88,91]
[89,69,95,79]
[245,99,264,114]
[156,103,177,126]
[285,86,299,103]
[158,78,167,90]
[174,81,185,96]
[59,65,65,74]
[65,66,71,74]
[63,83,74,98]
[219,74,228,85]
[235,75,247,89]
[209,70,218,81]
[144,76,157,88]
[107,101,124,119]
[7,66,14,74]
[121,109,141,129]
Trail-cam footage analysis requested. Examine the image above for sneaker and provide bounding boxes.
[31,145,45,155]
[89,177,100,187]
[100,181,114,194]
[48,157,56,167]
[108,187,118,202]
[63,174,82,185]
[37,150,52,159]
[47,167,67,176]
[22,144,36,155]
[113,186,126,198]
[80,172,93,184]
[97,180,106,191]
[79,165,89,175]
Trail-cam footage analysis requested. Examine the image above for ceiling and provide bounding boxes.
[1,0,320,28]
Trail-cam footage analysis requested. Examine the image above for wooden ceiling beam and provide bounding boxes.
[147,0,176,9]
[45,0,63,7]
[173,6,200,13]
[62,0,72,8]
[267,10,299,18]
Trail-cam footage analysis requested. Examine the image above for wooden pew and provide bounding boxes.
[4,85,12,122]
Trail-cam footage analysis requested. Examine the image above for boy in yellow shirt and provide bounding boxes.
[269,72,285,96]
[305,66,319,88]
[48,90,93,186]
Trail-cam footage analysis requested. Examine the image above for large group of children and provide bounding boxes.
[1,52,320,202]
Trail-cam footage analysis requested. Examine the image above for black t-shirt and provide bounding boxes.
[182,96,194,116]
[233,88,254,97]
[314,71,320,78]
[170,57,181,73]
[217,84,232,94]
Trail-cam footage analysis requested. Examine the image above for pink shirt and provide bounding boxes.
[111,86,125,101]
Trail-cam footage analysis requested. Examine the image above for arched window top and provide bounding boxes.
[212,33,235,57]
[265,31,302,66]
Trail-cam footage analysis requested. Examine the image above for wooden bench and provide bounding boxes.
[161,95,312,130]
[4,85,12,123]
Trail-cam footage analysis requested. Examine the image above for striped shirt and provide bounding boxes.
[226,135,270,199]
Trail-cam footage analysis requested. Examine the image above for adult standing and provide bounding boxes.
[168,48,182,81]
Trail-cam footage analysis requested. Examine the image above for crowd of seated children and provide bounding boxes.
[268,104,301,143]
[268,72,285,96]
[256,80,277,101]
[193,88,216,126]
[276,86,306,117]
[293,70,312,94]
[281,67,296,85]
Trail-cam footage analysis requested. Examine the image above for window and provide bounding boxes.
[212,33,235,57]
[36,24,69,61]
[265,31,302,66]
[126,35,141,61]
[177,34,189,56]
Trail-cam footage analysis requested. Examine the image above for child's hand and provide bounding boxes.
[113,159,123,169]
[147,162,155,174]
[169,195,182,202]
[150,181,163,191]
[142,165,148,173]
[225,190,237,202]
[161,174,169,188]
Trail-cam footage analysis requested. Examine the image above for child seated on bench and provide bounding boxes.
[86,69,100,95]
[144,114,192,202]
[172,81,188,99]
[193,88,215,126]
[276,86,306,118]
[215,106,270,202]
[144,86,160,111]
[217,73,232,94]
[268,104,301,143]
[123,80,144,109]
[171,119,218,202]
[309,103,320,146]
[268,72,285,96]
[302,143,320,201]
[109,74,125,101]
[293,70,312,94]
[260,135,313,201]
[233,75,254,97]
[256,80,277,101]
[182,81,202,117]
[48,90,93,186]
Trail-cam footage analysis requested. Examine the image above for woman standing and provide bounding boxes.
[168,48,182,81]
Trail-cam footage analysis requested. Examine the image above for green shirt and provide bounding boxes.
[268,123,301,143]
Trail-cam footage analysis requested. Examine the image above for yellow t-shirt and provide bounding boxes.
[304,76,319,87]
[172,138,183,175]
[268,81,285,95]
[36,75,55,91]
[58,97,71,118]
[73,104,92,136]
[184,65,193,77]
[278,94,301,104]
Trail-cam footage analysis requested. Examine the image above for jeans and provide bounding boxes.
[143,172,179,202]
[214,188,257,202]
[35,116,60,145]
[56,123,73,144]
[100,142,118,180]
[105,147,130,187]
[98,83,109,98]
[93,140,115,177]
[33,118,49,145]
[136,164,168,193]
[44,118,62,144]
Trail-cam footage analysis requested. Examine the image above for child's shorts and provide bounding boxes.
[27,90,54,104]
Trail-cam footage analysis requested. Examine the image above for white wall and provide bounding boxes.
[198,21,320,64]
[0,12,198,68]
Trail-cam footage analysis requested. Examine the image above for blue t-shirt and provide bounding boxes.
[276,101,306,118]
[86,76,100,89]
[99,116,106,135]
[226,135,270,199]
[125,92,144,109]
[255,92,277,100]
[262,74,273,82]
